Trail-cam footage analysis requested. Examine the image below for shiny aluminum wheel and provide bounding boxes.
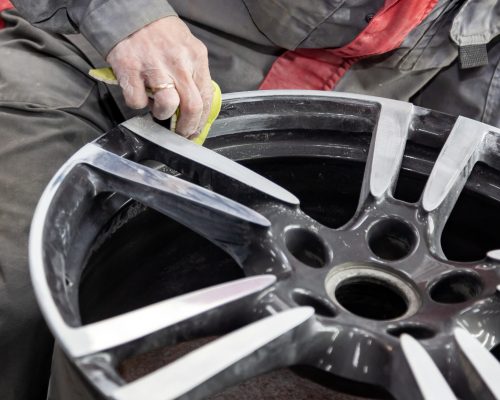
[31,91,500,399]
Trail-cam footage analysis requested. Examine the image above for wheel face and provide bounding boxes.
[30,91,500,399]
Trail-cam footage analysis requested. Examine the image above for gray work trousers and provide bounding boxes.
[1,7,500,400]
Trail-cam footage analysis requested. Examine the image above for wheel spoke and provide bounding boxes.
[121,116,299,205]
[487,250,500,262]
[64,275,276,357]
[78,144,269,258]
[358,100,413,206]
[112,307,314,400]
[422,117,490,235]
[399,334,457,400]
[454,328,500,400]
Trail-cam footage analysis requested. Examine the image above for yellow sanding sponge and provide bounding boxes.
[89,67,222,145]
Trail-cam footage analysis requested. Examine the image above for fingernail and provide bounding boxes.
[188,131,201,140]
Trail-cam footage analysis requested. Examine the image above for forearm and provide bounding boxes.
[11,0,177,56]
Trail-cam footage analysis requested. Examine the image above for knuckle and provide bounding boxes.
[183,98,203,115]
[125,93,147,109]
[142,66,163,81]
[170,54,190,70]
[194,40,208,57]
[120,56,134,67]
[164,96,180,111]
[118,76,134,92]
[198,86,213,109]
[201,89,213,105]
[191,42,208,64]
[156,96,179,114]
[153,90,179,117]
[117,57,140,71]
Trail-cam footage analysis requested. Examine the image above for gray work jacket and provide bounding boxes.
[9,0,500,69]
[10,0,391,56]
[9,0,500,121]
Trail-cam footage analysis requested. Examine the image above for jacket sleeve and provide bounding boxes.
[11,0,178,56]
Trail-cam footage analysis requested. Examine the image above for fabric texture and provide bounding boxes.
[333,0,462,101]
[1,1,500,400]
[10,0,177,56]
[459,44,489,69]
[259,0,439,90]
[240,0,384,50]
[450,0,500,47]
[412,36,500,126]
[0,10,121,399]
[0,0,12,28]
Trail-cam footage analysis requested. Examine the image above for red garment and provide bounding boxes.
[0,0,13,29]
[260,0,438,90]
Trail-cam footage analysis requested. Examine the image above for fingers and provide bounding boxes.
[192,51,214,138]
[106,17,213,139]
[175,73,204,137]
[152,87,180,121]
[117,73,149,110]
[174,40,211,138]
[144,69,180,121]
[116,65,210,140]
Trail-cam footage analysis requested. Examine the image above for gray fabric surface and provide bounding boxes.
[0,11,118,399]
[237,0,384,50]
[10,0,387,55]
[1,0,500,399]
[11,0,177,56]
[334,0,461,101]
[412,36,500,127]
[450,0,500,47]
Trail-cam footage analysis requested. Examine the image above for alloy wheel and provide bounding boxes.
[31,91,500,399]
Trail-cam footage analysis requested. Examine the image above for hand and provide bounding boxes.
[106,16,213,138]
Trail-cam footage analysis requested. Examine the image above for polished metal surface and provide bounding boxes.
[114,307,314,400]
[400,334,456,400]
[454,328,500,399]
[121,116,299,205]
[68,275,276,358]
[30,91,500,399]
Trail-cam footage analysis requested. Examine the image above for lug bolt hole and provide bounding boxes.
[292,290,336,318]
[368,219,417,261]
[335,278,408,320]
[430,273,482,304]
[285,228,328,268]
[387,325,435,340]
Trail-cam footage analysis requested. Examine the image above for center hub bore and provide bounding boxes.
[324,264,421,320]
